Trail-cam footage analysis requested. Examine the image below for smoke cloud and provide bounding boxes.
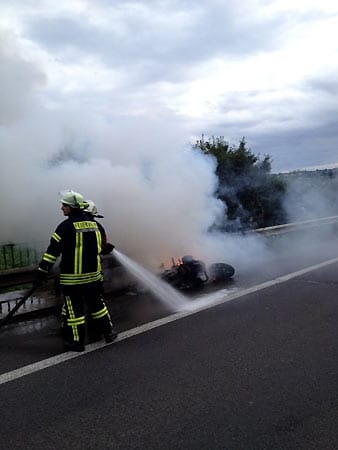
[0,29,273,272]
[283,171,338,223]
[6,28,334,277]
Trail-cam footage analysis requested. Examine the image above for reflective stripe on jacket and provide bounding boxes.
[39,211,103,286]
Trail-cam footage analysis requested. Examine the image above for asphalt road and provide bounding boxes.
[1,254,338,449]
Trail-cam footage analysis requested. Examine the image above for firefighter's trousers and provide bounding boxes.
[61,281,112,345]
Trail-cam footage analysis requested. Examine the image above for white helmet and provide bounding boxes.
[84,200,104,218]
[60,190,89,209]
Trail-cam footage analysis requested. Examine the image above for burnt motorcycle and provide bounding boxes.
[160,255,235,291]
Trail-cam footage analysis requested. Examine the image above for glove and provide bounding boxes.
[32,270,48,288]
[101,243,115,255]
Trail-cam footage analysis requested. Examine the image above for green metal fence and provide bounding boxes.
[0,242,45,270]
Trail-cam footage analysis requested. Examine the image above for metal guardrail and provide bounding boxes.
[255,215,338,237]
[0,265,36,289]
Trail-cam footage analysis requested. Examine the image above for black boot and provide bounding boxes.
[64,341,85,352]
[104,329,118,343]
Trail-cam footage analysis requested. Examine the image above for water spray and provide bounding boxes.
[113,250,189,311]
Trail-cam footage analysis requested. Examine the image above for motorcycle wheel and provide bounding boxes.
[208,263,235,282]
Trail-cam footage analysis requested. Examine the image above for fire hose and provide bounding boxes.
[0,284,39,329]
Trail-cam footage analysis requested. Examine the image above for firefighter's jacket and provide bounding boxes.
[38,211,103,286]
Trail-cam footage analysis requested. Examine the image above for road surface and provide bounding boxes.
[1,249,338,449]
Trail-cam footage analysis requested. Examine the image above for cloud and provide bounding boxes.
[4,0,337,168]
[21,0,287,85]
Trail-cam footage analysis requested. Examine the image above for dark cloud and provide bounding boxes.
[25,0,287,84]
[305,73,338,96]
[244,121,338,172]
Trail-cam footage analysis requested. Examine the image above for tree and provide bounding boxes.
[194,136,286,229]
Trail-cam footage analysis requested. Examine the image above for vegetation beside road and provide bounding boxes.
[194,135,338,230]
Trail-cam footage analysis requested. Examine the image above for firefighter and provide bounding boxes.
[83,200,114,255]
[34,190,117,352]
[83,199,116,342]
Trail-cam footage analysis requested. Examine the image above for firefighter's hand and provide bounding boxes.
[33,270,48,288]
[101,243,115,255]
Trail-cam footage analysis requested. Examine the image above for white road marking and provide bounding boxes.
[1,256,338,386]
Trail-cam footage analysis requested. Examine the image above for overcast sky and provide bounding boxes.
[1,0,338,172]
[1,0,338,264]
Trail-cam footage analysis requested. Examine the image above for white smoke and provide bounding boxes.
[283,171,338,223]
[0,29,276,272]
